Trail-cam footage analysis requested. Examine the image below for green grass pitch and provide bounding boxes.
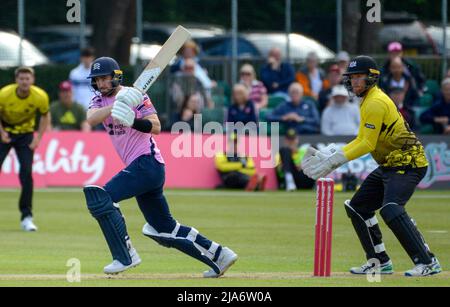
[0,189,448,287]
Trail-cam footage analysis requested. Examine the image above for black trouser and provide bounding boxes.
[0,133,34,220]
[221,172,250,189]
[279,147,315,189]
[347,166,433,264]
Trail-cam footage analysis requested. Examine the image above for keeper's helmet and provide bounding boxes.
[343,55,380,97]
[87,57,123,94]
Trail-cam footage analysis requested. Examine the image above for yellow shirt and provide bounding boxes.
[343,86,428,168]
[215,153,256,177]
[0,84,49,134]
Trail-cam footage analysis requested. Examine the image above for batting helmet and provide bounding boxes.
[343,55,381,97]
[87,57,123,94]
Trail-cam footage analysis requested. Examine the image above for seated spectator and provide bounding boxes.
[380,56,420,106]
[318,64,343,113]
[382,42,426,93]
[266,83,320,135]
[296,52,328,100]
[239,64,268,110]
[171,94,202,131]
[336,51,351,76]
[215,133,267,191]
[321,85,360,136]
[260,47,295,97]
[50,81,90,132]
[171,40,214,92]
[171,58,213,110]
[227,84,257,126]
[276,129,315,191]
[420,78,450,134]
[388,87,416,129]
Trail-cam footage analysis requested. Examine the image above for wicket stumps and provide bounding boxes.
[314,178,335,277]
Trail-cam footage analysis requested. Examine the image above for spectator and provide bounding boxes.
[260,47,295,97]
[50,81,90,132]
[380,56,420,106]
[69,47,95,110]
[296,51,327,100]
[171,40,214,92]
[276,129,315,191]
[321,85,360,136]
[239,64,268,110]
[215,133,267,191]
[420,78,450,134]
[336,51,351,76]
[227,84,258,126]
[171,94,201,131]
[382,42,426,93]
[318,64,343,113]
[388,87,416,129]
[266,83,320,135]
[171,58,212,110]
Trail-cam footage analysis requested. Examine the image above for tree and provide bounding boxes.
[343,0,383,54]
[91,0,136,65]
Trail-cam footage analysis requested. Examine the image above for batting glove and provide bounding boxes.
[115,87,143,108]
[112,100,136,127]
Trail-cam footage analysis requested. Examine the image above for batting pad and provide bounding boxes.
[84,186,132,266]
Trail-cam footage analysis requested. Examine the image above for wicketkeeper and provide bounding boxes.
[85,57,237,277]
[302,56,441,277]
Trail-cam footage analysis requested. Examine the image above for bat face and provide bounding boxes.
[134,26,191,93]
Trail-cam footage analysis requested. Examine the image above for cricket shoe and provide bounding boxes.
[104,247,142,275]
[203,247,238,278]
[21,217,38,232]
[405,258,442,277]
[350,260,394,275]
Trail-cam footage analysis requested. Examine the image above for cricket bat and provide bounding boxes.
[133,25,191,93]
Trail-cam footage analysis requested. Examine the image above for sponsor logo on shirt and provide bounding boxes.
[365,123,376,129]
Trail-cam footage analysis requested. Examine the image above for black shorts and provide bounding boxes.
[349,166,428,217]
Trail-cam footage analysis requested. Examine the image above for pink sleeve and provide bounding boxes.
[88,95,103,109]
[137,94,157,118]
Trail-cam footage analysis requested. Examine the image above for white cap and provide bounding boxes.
[331,85,349,98]
[336,51,350,62]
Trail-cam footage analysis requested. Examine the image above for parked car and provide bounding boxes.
[28,25,92,64]
[142,22,226,44]
[427,25,450,56]
[0,30,49,68]
[243,32,335,61]
[378,12,437,55]
[194,35,261,58]
[28,25,162,65]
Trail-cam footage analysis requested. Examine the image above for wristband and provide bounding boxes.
[132,118,153,133]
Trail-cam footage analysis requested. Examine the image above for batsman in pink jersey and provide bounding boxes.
[84,57,237,277]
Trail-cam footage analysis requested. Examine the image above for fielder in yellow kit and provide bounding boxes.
[302,56,441,277]
[0,67,50,231]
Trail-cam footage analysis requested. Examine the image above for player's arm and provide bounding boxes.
[87,106,113,127]
[0,120,11,143]
[29,112,51,150]
[139,114,161,135]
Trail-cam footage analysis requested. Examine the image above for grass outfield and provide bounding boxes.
[0,189,448,287]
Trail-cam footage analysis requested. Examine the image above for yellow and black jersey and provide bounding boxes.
[343,86,428,169]
[215,152,256,177]
[0,84,49,134]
